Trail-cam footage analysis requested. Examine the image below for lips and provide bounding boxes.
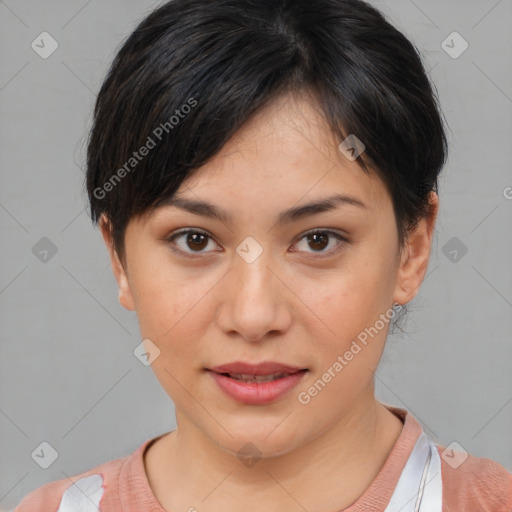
[222,373,290,383]
[209,361,305,377]
[207,361,308,404]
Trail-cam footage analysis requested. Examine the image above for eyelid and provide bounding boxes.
[166,227,349,258]
[290,228,349,257]
[166,228,220,259]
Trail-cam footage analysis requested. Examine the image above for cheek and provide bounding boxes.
[298,255,396,360]
[134,281,180,341]
[305,259,393,322]
[132,271,210,394]
[130,261,216,350]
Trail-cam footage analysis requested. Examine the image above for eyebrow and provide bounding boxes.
[160,194,367,225]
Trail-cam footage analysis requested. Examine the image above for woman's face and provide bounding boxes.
[102,92,437,458]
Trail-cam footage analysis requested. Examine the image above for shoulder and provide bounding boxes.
[437,444,512,511]
[12,453,127,512]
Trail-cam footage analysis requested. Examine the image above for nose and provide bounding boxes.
[215,250,292,342]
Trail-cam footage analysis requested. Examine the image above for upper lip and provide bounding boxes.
[209,361,306,376]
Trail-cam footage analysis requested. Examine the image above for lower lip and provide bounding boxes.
[209,370,308,405]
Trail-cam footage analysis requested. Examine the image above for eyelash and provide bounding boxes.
[166,228,349,259]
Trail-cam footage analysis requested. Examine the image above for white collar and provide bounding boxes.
[384,431,443,511]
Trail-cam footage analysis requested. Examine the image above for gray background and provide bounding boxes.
[1,0,511,510]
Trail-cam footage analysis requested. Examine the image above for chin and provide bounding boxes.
[210,420,306,461]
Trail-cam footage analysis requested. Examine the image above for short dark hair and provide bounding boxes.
[85,0,448,269]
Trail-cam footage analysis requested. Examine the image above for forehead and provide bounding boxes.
[215,92,346,165]
[142,92,392,227]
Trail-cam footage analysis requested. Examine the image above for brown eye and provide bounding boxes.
[293,229,348,257]
[306,232,329,251]
[167,229,219,257]
[184,232,208,250]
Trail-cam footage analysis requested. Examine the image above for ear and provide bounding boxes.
[99,214,136,311]
[393,191,439,306]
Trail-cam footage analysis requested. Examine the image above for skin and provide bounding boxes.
[100,91,438,512]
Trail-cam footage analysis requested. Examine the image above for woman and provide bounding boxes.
[14,0,512,510]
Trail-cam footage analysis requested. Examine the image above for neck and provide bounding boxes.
[145,394,403,512]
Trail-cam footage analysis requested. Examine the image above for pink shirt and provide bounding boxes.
[13,405,512,511]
